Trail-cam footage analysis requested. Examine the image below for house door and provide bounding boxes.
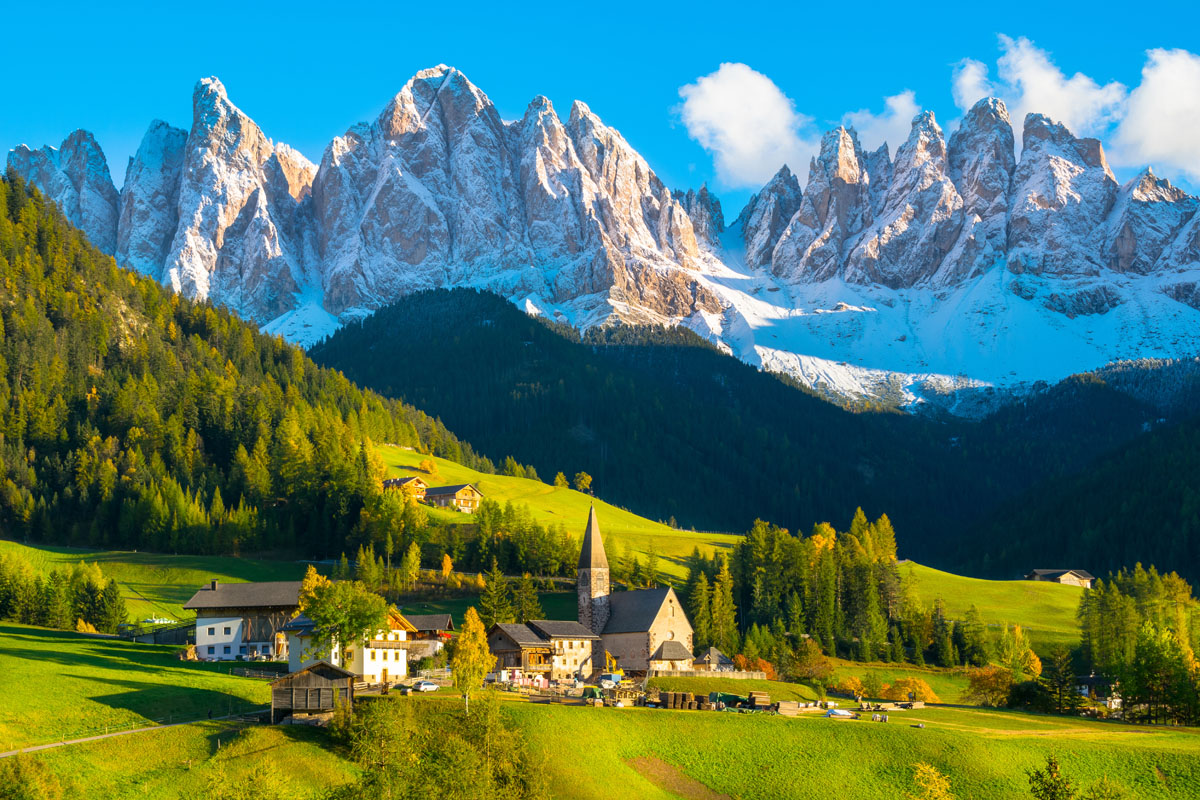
[382,668,388,684]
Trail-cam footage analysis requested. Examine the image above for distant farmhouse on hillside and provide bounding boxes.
[1025,569,1095,589]
[382,475,427,498]
[183,580,301,661]
[423,483,483,512]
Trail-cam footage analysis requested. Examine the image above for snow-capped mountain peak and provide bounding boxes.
[10,75,1200,412]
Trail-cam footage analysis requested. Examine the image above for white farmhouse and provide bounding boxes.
[282,608,416,685]
[183,580,301,661]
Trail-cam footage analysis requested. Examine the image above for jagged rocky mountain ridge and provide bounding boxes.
[11,67,1200,410]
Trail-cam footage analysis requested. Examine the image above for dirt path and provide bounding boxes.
[0,712,262,759]
[628,756,731,800]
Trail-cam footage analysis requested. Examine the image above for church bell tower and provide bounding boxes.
[577,505,610,640]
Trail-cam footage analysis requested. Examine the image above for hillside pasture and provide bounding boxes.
[0,540,305,622]
[901,561,1084,653]
[377,446,741,579]
[0,624,270,752]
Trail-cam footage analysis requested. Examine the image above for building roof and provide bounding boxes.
[694,646,733,666]
[650,640,694,662]
[270,660,356,685]
[403,613,454,632]
[527,619,599,640]
[1028,569,1095,581]
[183,580,302,611]
[383,476,425,487]
[424,484,479,497]
[578,505,609,571]
[603,587,673,634]
[491,623,547,648]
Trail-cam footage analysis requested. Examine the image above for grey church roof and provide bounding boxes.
[651,640,694,661]
[527,620,599,640]
[603,587,673,634]
[183,580,302,611]
[578,505,609,571]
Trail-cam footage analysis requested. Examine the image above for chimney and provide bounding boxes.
[210,580,219,591]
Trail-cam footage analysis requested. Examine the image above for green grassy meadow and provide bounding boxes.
[901,560,1084,653]
[0,624,270,752]
[27,722,356,799]
[828,659,970,703]
[0,540,305,623]
[377,446,741,579]
[646,675,820,702]
[500,699,1200,800]
[7,624,1200,800]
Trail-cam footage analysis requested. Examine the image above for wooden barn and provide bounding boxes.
[270,661,356,724]
[423,484,483,512]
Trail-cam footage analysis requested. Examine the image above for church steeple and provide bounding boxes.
[579,504,609,571]
[577,505,611,639]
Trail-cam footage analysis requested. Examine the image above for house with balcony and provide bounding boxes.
[282,607,417,686]
[487,619,599,686]
[183,580,301,661]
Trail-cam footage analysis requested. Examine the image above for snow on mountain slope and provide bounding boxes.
[9,73,1200,409]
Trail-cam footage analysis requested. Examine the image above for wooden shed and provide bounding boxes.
[269,660,356,723]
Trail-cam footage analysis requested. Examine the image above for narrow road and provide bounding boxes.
[0,710,266,759]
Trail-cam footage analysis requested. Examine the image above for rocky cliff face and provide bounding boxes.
[9,130,120,255]
[732,165,802,269]
[10,69,1200,409]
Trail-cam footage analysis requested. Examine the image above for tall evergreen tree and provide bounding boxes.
[711,557,739,656]
[479,559,514,628]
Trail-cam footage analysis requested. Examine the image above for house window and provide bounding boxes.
[240,646,247,655]
[223,646,231,654]
[370,650,376,660]
[207,646,215,655]
[224,626,231,635]
[207,627,214,636]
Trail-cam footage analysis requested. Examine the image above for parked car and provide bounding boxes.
[413,680,439,692]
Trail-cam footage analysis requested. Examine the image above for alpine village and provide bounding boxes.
[4,9,1200,799]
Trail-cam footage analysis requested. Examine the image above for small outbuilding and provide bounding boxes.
[1025,569,1095,589]
[693,646,735,672]
[383,476,427,498]
[270,661,356,724]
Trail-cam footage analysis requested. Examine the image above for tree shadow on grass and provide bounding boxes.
[80,674,264,724]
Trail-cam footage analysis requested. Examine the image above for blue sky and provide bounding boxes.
[4,0,1199,212]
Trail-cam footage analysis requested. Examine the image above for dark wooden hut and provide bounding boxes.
[269,661,356,723]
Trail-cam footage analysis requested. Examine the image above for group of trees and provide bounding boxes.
[476,560,544,627]
[0,176,520,561]
[681,510,910,668]
[1077,565,1200,724]
[327,684,547,799]
[0,551,127,633]
[432,499,579,578]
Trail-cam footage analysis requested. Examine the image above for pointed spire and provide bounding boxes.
[578,505,609,571]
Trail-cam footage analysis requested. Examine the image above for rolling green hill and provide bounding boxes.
[0,540,305,622]
[901,561,1084,653]
[378,447,740,580]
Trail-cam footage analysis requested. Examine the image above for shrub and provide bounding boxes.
[962,666,1014,707]
[835,676,866,697]
[883,678,940,703]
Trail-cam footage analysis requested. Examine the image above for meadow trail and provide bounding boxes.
[0,713,262,759]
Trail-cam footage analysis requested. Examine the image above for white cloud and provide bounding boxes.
[952,58,994,112]
[1112,48,1200,179]
[843,90,921,153]
[952,36,1126,147]
[678,63,819,188]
